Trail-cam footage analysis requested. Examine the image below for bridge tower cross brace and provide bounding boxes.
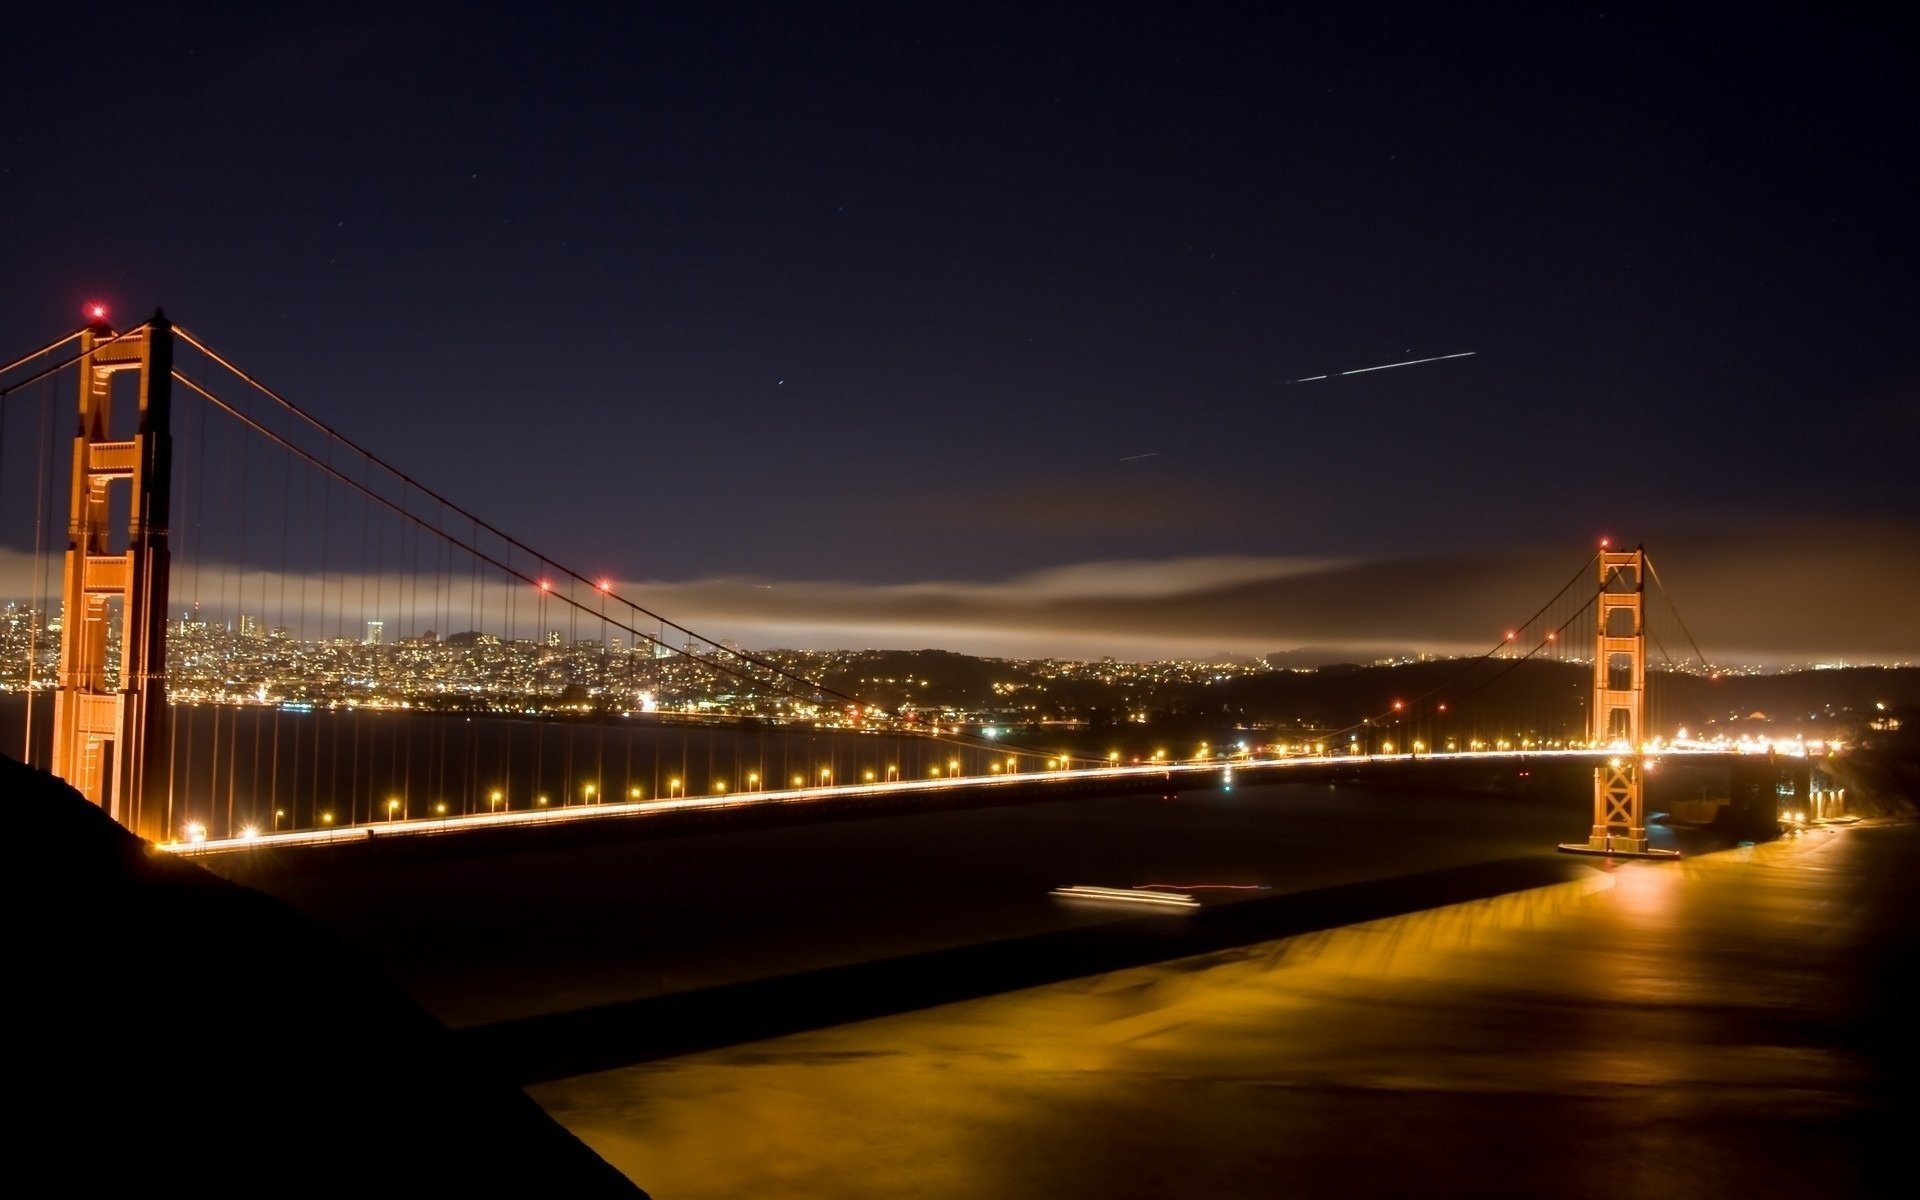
[1587,546,1648,853]
[48,312,174,842]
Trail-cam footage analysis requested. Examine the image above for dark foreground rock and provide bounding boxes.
[3,755,645,1197]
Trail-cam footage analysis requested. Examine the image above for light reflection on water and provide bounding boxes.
[535,827,1883,1200]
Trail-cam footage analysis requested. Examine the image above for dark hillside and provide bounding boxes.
[2,754,645,1197]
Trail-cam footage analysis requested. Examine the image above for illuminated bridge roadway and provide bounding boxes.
[162,745,1768,857]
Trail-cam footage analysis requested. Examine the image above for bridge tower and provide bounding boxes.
[1587,547,1646,852]
[1562,543,1675,857]
[48,311,174,842]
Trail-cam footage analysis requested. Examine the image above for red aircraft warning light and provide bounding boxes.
[84,302,110,326]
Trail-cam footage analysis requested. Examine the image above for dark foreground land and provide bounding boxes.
[3,755,643,1197]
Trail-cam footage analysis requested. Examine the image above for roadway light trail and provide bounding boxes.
[1289,350,1476,383]
[156,747,1749,857]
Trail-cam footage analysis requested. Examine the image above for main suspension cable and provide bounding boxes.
[171,370,845,712]
[170,327,873,711]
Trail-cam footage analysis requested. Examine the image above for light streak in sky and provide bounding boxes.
[1116,452,1160,462]
[1290,350,1476,383]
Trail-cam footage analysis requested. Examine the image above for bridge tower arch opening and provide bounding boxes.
[48,311,174,842]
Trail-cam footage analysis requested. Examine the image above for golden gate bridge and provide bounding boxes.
[0,310,1815,858]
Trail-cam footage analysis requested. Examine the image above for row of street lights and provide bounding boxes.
[192,749,1216,839]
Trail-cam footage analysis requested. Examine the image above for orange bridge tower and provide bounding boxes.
[48,311,174,842]
[1561,544,1678,859]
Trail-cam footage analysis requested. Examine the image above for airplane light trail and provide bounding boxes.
[1289,350,1476,383]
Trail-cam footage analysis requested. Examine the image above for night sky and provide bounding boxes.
[4,5,1915,661]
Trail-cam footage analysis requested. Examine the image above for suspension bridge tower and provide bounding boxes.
[1562,544,1678,859]
[48,311,175,842]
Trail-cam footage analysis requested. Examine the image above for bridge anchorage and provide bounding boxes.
[1558,545,1680,861]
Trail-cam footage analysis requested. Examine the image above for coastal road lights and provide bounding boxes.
[489,789,505,812]
[386,797,402,823]
[668,777,683,798]
[746,771,759,790]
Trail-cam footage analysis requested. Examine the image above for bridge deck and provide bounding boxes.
[172,747,1744,856]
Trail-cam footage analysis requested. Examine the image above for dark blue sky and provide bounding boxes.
[5,3,1914,599]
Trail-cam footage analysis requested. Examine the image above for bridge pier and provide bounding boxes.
[1725,752,1806,840]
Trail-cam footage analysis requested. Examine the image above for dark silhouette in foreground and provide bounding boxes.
[3,755,644,1197]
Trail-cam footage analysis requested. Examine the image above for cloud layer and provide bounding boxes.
[627,521,1920,663]
[5,521,1915,664]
